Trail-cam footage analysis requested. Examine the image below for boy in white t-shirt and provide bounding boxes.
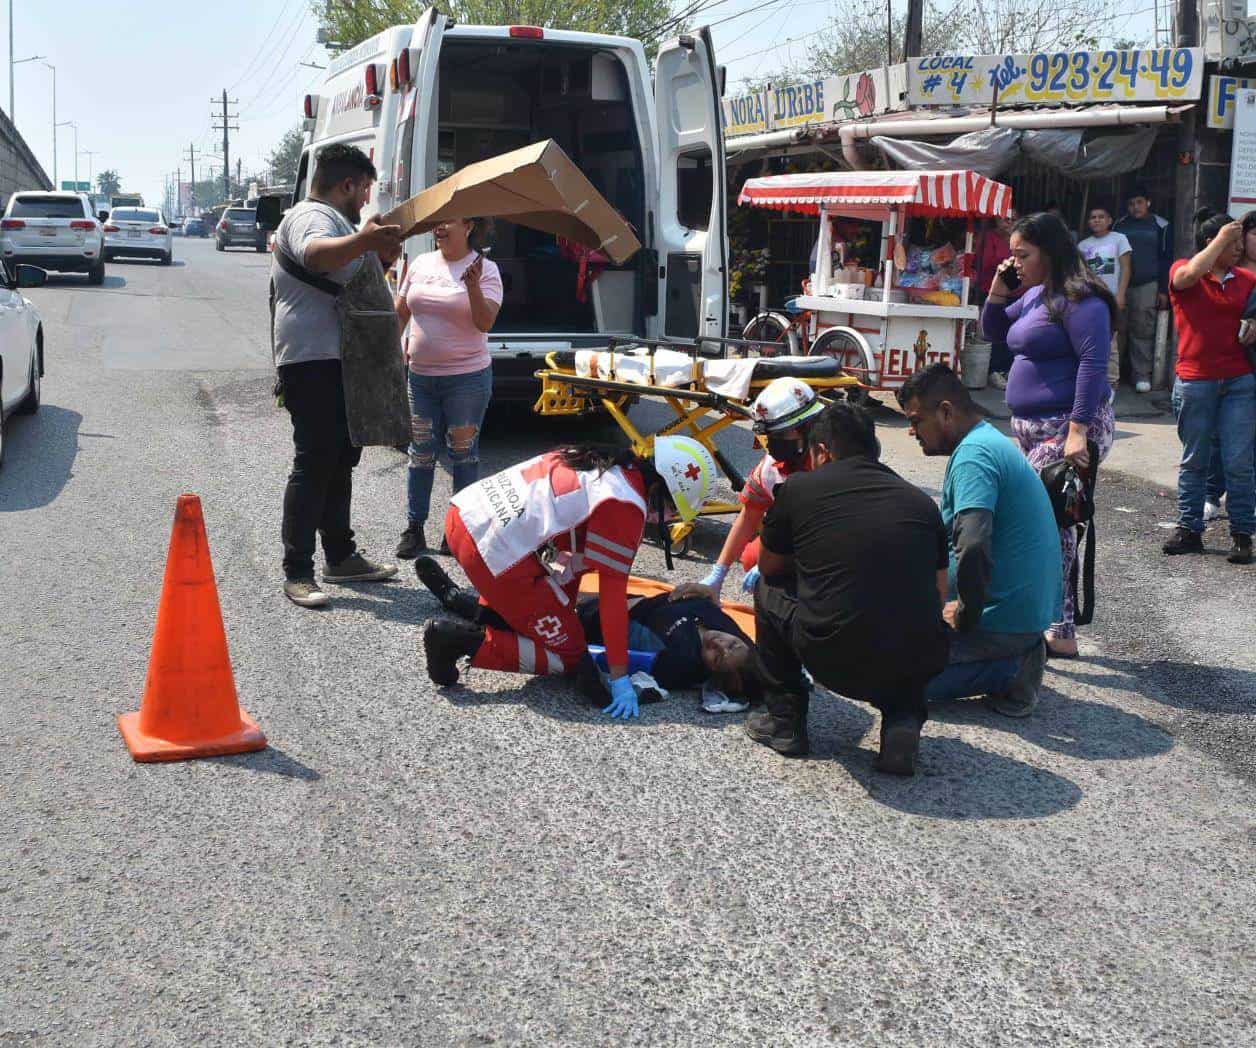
[1078,204,1132,386]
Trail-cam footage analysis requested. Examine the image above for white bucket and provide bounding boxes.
[960,342,992,389]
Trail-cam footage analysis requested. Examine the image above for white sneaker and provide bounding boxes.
[1135,380,1152,394]
[1204,500,1225,521]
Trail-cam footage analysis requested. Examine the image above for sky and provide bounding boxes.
[8,0,1163,209]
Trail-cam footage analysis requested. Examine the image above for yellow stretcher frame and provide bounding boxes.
[533,336,861,550]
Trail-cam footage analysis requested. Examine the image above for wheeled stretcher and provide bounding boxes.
[533,335,860,551]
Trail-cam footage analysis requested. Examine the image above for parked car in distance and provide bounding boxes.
[182,217,207,238]
[170,220,184,237]
[0,191,105,284]
[103,207,173,265]
[0,261,47,469]
[215,207,265,252]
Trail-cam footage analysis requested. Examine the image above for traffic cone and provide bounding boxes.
[118,494,266,762]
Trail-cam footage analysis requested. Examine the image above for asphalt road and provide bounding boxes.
[2,238,1254,1047]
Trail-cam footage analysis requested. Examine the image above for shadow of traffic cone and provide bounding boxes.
[118,494,266,762]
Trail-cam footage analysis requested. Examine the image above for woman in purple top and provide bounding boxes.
[981,212,1116,658]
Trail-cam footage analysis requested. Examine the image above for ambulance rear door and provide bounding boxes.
[399,7,447,262]
[653,26,728,343]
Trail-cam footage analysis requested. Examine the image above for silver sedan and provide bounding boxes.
[103,207,173,265]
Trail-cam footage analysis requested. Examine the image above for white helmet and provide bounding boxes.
[751,377,825,434]
[653,435,716,522]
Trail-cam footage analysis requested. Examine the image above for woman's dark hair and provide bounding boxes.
[1193,206,1234,251]
[710,642,769,703]
[557,444,662,490]
[466,216,494,252]
[1242,211,1256,238]
[1011,211,1118,325]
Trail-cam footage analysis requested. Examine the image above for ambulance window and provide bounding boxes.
[293,152,310,204]
[677,147,712,231]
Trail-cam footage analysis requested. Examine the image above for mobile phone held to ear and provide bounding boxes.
[997,259,1021,291]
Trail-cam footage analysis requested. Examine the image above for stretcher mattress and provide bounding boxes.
[547,346,833,384]
[579,573,755,640]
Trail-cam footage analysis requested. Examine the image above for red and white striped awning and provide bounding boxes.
[738,169,1014,220]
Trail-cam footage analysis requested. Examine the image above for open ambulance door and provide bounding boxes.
[400,7,447,262]
[654,26,728,344]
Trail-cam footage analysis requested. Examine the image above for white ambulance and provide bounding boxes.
[293,11,728,401]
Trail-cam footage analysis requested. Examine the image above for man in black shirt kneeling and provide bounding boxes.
[747,402,950,775]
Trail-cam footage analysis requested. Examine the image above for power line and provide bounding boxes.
[240,10,315,110]
[227,0,301,94]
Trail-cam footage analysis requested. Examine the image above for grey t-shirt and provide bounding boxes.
[271,200,364,367]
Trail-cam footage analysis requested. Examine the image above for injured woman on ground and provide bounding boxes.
[415,558,766,713]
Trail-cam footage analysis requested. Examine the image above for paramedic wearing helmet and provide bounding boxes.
[691,378,826,597]
[420,436,716,720]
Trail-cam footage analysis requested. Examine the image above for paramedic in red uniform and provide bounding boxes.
[420,436,715,719]
[698,378,826,597]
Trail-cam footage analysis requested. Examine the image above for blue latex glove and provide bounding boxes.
[699,563,728,593]
[741,565,761,593]
[603,675,640,720]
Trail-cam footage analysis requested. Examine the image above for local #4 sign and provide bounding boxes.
[908,48,1202,107]
[1227,89,1256,220]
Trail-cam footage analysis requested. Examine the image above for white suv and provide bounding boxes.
[0,191,106,284]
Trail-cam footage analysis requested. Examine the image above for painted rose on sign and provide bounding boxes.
[831,71,877,120]
[855,72,876,116]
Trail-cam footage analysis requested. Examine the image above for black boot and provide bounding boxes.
[875,715,923,776]
[1162,526,1204,555]
[422,617,484,685]
[415,556,481,619]
[744,689,810,756]
[396,523,426,559]
[1228,533,1253,565]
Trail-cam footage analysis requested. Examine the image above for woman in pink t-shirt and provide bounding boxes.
[393,217,503,557]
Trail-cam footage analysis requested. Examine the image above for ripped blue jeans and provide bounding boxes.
[406,365,492,527]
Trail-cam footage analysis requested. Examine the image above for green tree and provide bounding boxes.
[96,169,122,197]
[267,127,305,186]
[317,0,680,59]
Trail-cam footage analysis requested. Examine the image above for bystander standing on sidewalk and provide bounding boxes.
[1204,211,1256,519]
[1162,210,1256,565]
[1114,187,1173,393]
[975,210,1017,389]
[1078,203,1131,390]
[981,212,1115,658]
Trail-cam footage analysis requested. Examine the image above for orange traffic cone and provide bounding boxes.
[118,494,266,762]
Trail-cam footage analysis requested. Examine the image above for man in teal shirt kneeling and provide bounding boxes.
[898,364,1063,717]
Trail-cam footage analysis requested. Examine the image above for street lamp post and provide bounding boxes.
[79,148,97,193]
[10,51,43,128]
[40,60,54,183]
[55,119,76,187]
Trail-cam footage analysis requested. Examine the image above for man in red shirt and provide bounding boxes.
[1163,212,1256,564]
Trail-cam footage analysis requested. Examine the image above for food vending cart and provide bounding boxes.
[737,169,1015,393]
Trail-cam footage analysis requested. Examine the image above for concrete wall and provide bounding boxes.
[0,108,52,207]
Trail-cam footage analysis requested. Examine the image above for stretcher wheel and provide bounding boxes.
[809,327,874,405]
[741,313,799,357]
[669,521,694,558]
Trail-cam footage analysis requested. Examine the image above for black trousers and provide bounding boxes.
[754,579,933,725]
[280,360,363,579]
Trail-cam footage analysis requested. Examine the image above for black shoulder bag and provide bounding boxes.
[1039,439,1099,626]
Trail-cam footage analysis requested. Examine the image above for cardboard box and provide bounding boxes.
[381,139,641,265]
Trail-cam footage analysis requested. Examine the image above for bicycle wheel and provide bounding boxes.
[741,312,800,357]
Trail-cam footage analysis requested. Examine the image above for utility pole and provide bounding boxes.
[236,156,241,189]
[903,0,924,60]
[211,89,239,202]
[185,142,203,212]
[79,147,97,189]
